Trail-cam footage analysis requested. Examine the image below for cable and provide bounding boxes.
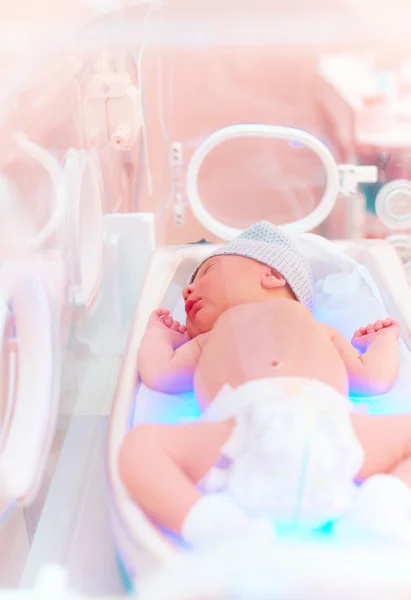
[137,4,155,196]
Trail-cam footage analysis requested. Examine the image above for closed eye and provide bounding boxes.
[203,263,215,275]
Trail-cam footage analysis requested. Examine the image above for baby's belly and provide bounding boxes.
[194,301,348,408]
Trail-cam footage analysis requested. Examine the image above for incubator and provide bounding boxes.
[1,0,411,598]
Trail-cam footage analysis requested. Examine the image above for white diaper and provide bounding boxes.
[201,377,364,529]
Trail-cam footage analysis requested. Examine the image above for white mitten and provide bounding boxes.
[181,493,275,549]
[334,475,411,543]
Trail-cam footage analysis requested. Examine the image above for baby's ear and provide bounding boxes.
[260,268,286,290]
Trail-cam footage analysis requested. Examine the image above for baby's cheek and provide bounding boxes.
[186,321,196,337]
[192,312,214,336]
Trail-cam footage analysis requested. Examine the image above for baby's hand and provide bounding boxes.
[352,318,400,351]
[148,308,190,348]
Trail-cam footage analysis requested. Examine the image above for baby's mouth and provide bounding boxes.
[185,298,200,317]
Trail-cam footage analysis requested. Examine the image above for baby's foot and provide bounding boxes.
[182,494,276,549]
[334,475,411,544]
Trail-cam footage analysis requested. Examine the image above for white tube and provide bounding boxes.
[186,124,340,240]
[14,133,66,250]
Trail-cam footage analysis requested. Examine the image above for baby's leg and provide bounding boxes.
[352,413,411,485]
[335,414,411,542]
[118,420,234,536]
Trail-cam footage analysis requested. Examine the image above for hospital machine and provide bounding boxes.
[318,54,411,264]
[1,0,411,597]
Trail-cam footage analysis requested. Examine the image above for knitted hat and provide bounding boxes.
[190,221,315,309]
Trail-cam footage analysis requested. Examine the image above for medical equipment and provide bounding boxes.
[2,1,411,593]
[186,124,377,239]
[318,54,411,242]
[0,16,161,584]
[0,127,109,516]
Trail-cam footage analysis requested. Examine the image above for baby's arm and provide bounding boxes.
[138,309,204,394]
[327,318,400,396]
[118,420,234,536]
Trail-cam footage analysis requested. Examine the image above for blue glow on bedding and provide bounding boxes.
[148,302,407,424]
[150,388,387,427]
[163,391,202,424]
[276,520,334,541]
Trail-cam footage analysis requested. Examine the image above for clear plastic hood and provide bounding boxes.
[0,0,411,592]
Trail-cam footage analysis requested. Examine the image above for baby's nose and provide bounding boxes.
[182,283,195,300]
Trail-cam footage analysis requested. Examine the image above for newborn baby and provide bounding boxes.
[138,222,398,405]
[120,222,411,547]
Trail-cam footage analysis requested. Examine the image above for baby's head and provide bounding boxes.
[182,221,315,338]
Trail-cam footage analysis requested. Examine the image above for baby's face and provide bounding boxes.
[182,255,269,338]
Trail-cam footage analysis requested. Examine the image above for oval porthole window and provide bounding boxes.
[62,149,104,311]
[185,124,340,240]
[0,263,56,506]
[0,301,18,456]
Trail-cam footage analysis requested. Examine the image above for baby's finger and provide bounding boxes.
[162,315,173,327]
[374,320,383,331]
[366,324,375,334]
[178,325,187,334]
[155,308,170,317]
[360,327,367,335]
[353,329,362,338]
[384,318,393,327]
